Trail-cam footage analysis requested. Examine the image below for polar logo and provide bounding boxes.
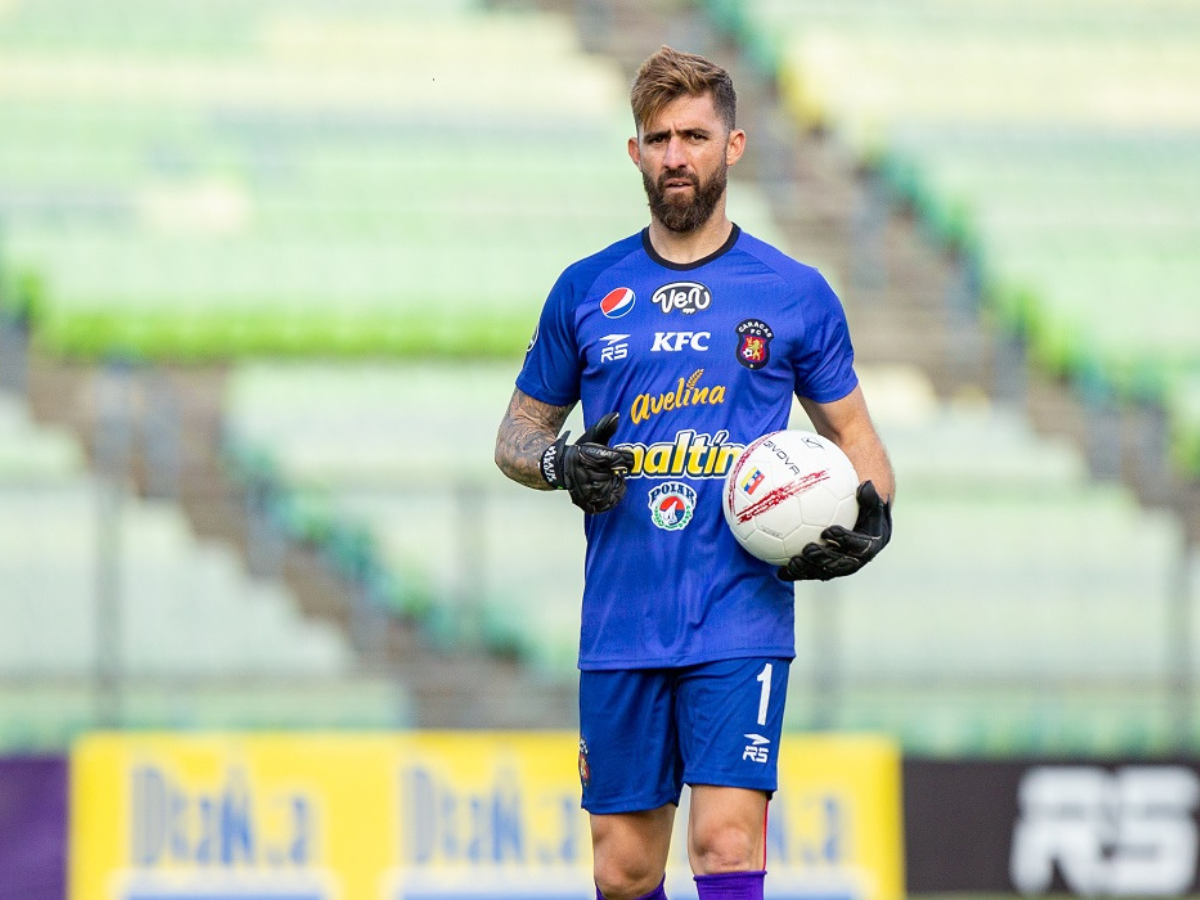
[1010,766,1200,897]
[652,282,712,315]
[651,331,710,352]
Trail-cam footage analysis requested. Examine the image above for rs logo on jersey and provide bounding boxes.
[599,334,629,363]
[651,331,710,352]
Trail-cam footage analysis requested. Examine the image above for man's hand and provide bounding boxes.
[540,412,635,514]
[778,480,892,581]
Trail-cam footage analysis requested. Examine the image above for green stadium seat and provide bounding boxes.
[0,389,407,748]
[712,0,1200,481]
[223,362,1200,753]
[222,361,588,673]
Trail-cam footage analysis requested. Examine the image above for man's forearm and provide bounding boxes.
[843,434,895,503]
[494,390,573,491]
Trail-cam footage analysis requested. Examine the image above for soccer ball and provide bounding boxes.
[722,430,860,565]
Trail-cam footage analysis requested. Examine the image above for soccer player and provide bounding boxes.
[494,46,894,900]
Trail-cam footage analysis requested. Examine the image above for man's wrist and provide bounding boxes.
[540,435,568,489]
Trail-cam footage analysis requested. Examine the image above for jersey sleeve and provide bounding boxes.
[792,272,859,403]
[515,268,583,407]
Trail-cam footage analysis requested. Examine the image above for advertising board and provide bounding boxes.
[904,759,1200,897]
[71,732,902,900]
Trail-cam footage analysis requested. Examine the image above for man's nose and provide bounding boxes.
[663,136,687,168]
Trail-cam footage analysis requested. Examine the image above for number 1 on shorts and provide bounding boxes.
[756,663,773,726]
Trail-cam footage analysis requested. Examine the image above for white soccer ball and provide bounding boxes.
[722,430,860,565]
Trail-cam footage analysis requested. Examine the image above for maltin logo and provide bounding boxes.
[600,287,636,319]
[653,282,712,315]
[648,482,697,531]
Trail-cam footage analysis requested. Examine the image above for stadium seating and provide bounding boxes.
[0,0,792,741]
[222,360,589,678]
[0,390,409,749]
[786,366,1196,755]
[6,0,1199,757]
[223,361,1200,753]
[699,0,1200,478]
[0,0,787,362]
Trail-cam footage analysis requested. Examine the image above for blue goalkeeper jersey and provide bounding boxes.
[516,225,858,670]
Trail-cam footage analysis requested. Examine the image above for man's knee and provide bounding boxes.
[687,786,768,875]
[689,817,761,873]
[591,807,674,900]
[593,831,668,899]
[594,860,665,900]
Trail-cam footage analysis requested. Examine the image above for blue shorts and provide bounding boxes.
[577,657,790,815]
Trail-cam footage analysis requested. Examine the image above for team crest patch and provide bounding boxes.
[578,738,590,788]
[736,319,774,370]
[648,481,697,531]
[600,287,636,318]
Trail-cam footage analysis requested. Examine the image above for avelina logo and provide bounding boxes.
[630,369,726,425]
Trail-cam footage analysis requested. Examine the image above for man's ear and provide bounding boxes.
[627,135,642,168]
[726,128,746,167]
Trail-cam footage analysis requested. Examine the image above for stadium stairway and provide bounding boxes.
[18,352,579,728]
[511,0,1200,541]
[0,382,412,747]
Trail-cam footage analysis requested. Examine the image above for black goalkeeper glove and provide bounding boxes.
[540,411,635,514]
[778,480,892,582]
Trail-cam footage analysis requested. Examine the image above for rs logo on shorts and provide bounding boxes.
[742,734,771,764]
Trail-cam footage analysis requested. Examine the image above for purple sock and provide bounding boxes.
[596,877,668,900]
[694,870,766,899]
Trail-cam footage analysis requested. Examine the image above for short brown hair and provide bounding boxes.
[630,45,737,134]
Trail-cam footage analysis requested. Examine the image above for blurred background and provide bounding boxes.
[2,0,1200,896]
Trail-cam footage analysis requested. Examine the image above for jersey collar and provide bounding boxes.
[641,224,741,271]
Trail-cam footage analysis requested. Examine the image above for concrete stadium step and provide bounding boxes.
[21,347,580,728]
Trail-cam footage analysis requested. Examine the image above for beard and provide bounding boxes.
[641,163,728,233]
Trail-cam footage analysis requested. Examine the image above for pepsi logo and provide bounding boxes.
[600,287,636,319]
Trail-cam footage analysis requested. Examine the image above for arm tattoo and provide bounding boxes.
[495,389,574,490]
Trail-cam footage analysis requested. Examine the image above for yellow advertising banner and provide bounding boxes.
[70,731,902,900]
